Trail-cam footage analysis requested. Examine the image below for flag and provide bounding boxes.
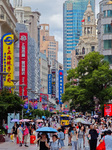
[81,19,85,22]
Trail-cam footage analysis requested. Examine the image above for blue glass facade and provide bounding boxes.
[63,0,95,74]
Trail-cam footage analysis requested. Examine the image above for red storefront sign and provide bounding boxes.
[19,33,28,96]
[104,104,112,117]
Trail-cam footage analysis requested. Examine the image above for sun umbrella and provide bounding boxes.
[75,118,85,123]
[36,127,57,133]
[19,119,31,122]
[11,119,19,122]
[36,119,43,123]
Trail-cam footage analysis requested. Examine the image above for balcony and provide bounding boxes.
[76,51,85,60]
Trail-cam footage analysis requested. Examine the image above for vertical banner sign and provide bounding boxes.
[19,33,28,96]
[1,33,14,88]
[59,70,64,104]
[104,104,112,117]
[48,74,52,94]
[51,69,56,98]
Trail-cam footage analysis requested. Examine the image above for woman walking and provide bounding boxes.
[50,135,62,150]
[71,126,78,150]
[23,125,29,147]
[17,124,23,147]
[34,132,50,150]
[78,126,85,150]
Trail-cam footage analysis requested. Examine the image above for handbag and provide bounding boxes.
[23,128,29,136]
[96,140,106,150]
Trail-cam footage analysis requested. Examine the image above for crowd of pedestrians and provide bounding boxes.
[2,115,112,150]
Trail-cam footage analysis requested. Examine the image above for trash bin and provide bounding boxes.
[30,135,36,144]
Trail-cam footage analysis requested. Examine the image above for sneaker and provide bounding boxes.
[25,145,29,147]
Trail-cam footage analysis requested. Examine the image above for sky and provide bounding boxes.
[10,0,101,64]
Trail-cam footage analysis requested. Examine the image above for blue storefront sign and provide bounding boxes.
[48,74,52,94]
[59,70,64,104]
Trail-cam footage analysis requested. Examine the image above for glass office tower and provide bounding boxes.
[63,0,95,75]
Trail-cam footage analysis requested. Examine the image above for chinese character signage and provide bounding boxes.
[19,33,28,96]
[48,74,52,94]
[1,33,14,87]
[51,69,56,98]
[104,104,112,117]
[59,70,64,104]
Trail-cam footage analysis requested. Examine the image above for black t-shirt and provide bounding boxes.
[61,126,65,133]
[89,129,98,140]
[12,126,18,134]
[40,141,49,150]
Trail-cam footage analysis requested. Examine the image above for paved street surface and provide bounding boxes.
[0,142,69,150]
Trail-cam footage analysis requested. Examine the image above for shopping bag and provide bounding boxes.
[10,134,14,141]
[96,140,106,150]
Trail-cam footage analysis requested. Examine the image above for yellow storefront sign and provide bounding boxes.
[2,33,14,87]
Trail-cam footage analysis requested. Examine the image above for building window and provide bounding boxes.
[104,40,112,49]
[91,46,95,51]
[104,24,112,34]
[82,47,85,54]
[43,36,45,41]
[104,11,106,17]
[87,27,90,34]
[107,10,112,17]
[104,55,112,64]
[88,16,90,22]
[44,50,46,55]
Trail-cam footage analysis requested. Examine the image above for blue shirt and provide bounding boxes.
[103,135,112,150]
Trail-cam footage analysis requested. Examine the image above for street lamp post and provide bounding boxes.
[11,79,19,119]
[0,72,8,89]
[11,79,19,92]
[26,88,32,110]
[19,84,26,119]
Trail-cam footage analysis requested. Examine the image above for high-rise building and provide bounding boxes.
[63,0,95,75]
[97,0,112,67]
[40,24,58,68]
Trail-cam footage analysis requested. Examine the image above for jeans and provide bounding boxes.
[72,141,77,150]
[78,138,83,150]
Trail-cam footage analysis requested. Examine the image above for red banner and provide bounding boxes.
[104,104,112,117]
[19,33,28,96]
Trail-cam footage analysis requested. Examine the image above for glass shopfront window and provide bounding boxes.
[104,40,112,49]
[104,24,112,33]
[107,10,112,17]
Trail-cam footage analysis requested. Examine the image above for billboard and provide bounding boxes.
[104,104,112,117]
[19,33,28,96]
[51,69,56,98]
[59,70,64,104]
[1,33,14,88]
[48,74,52,94]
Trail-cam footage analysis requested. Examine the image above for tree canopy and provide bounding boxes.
[0,89,24,122]
[62,52,112,112]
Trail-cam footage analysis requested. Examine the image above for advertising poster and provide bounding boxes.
[19,33,28,96]
[59,70,64,104]
[104,104,112,116]
[7,113,19,133]
[48,74,52,94]
[51,69,56,98]
[1,33,14,88]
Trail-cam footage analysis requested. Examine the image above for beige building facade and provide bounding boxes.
[75,1,98,62]
[40,24,58,68]
[40,52,48,94]
[14,0,41,44]
[0,0,17,40]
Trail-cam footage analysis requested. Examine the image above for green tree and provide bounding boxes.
[0,89,24,123]
[62,52,112,112]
